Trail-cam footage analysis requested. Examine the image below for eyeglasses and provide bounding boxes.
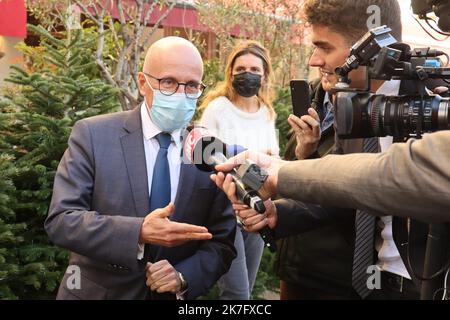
[143,72,206,99]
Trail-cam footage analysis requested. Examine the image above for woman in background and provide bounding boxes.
[199,40,279,299]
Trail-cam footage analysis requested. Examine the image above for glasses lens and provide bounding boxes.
[159,78,178,95]
[184,82,200,99]
[186,91,202,99]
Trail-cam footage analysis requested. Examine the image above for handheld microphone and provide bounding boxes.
[184,127,277,252]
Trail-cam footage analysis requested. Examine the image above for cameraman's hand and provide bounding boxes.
[210,150,287,203]
[233,200,277,232]
[139,203,212,246]
[288,108,321,159]
[433,86,449,95]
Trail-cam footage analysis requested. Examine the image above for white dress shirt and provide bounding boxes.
[138,102,187,299]
[141,102,182,204]
[137,102,182,260]
[375,80,411,279]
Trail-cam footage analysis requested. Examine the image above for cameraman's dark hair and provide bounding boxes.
[303,0,402,44]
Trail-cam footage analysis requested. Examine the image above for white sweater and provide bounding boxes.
[199,96,280,156]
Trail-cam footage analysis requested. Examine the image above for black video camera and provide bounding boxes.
[333,25,450,140]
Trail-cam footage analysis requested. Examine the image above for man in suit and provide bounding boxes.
[45,36,237,300]
[274,0,410,300]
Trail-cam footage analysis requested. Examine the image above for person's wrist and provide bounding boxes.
[271,160,285,195]
[305,149,320,160]
[296,143,317,160]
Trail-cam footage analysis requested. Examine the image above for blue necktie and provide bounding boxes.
[352,137,378,299]
[149,132,172,212]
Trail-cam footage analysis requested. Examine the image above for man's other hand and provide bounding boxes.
[146,260,181,294]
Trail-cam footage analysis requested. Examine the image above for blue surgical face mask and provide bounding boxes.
[144,76,197,133]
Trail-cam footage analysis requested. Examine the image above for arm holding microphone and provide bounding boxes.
[232,198,354,239]
[211,130,450,223]
[184,127,278,252]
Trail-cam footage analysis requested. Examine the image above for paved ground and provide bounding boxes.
[261,289,280,300]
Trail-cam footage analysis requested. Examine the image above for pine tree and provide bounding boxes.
[0,24,120,299]
[0,153,25,300]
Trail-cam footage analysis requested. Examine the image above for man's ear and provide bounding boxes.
[137,72,147,96]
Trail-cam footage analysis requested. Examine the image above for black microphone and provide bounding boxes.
[183,127,277,252]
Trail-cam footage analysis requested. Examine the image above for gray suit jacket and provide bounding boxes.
[278,130,450,223]
[45,107,236,300]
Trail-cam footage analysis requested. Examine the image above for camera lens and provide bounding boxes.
[370,94,450,138]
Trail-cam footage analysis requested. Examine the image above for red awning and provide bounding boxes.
[106,3,242,36]
[152,5,208,32]
[0,0,27,38]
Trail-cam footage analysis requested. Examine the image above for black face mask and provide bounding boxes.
[232,72,262,97]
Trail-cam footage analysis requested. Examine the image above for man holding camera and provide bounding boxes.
[272,0,395,299]
[214,0,449,300]
[283,0,422,300]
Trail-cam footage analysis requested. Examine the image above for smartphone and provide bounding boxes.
[290,79,311,118]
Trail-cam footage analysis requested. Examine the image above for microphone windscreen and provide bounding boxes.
[184,127,214,164]
[183,126,227,172]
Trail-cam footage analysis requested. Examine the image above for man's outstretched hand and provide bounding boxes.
[139,203,212,247]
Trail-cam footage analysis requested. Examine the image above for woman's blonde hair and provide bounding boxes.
[200,40,276,120]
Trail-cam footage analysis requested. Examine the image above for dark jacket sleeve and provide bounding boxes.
[175,188,237,299]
